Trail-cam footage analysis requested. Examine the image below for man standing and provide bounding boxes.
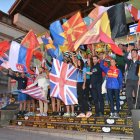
[2,71,28,116]
[90,55,104,117]
[125,49,140,117]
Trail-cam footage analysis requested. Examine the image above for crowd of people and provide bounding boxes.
[1,43,140,118]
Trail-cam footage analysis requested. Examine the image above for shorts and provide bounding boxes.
[18,92,27,101]
[27,95,34,100]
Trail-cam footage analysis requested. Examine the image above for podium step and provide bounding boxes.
[10,116,133,135]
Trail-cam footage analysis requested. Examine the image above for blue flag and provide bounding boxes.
[49,20,65,46]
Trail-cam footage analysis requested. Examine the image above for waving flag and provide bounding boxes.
[42,37,56,58]
[22,87,47,102]
[0,53,10,69]
[127,4,140,21]
[9,41,28,72]
[88,4,111,20]
[136,20,140,32]
[50,20,65,46]
[49,58,77,105]
[21,30,39,74]
[0,41,10,57]
[74,3,126,55]
[63,12,87,51]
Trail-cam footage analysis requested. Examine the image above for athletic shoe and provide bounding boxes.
[114,113,120,118]
[42,113,47,116]
[85,112,92,118]
[63,112,70,117]
[36,113,43,116]
[76,113,86,118]
[110,113,115,118]
[70,113,75,117]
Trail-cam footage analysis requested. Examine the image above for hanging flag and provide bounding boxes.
[136,20,140,32]
[0,41,10,57]
[0,53,10,69]
[127,4,140,21]
[49,58,78,105]
[21,87,47,102]
[21,30,39,74]
[63,12,87,51]
[9,41,28,72]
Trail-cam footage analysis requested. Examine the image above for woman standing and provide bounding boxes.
[100,59,123,118]
[76,59,87,117]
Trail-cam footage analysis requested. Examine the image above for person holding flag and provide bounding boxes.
[2,70,28,116]
[27,67,50,116]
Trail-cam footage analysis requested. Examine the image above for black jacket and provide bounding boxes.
[90,63,103,84]
[7,74,27,90]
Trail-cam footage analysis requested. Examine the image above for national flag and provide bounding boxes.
[0,41,10,57]
[49,20,65,46]
[21,30,39,74]
[63,12,87,51]
[42,37,56,58]
[127,4,140,21]
[74,16,101,50]
[21,87,47,102]
[49,58,78,105]
[0,53,10,69]
[74,3,127,55]
[100,3,127,39]
[136,20,140,32]
[99,29,123,55]
[33,50,43,61]
[9,41,28,72]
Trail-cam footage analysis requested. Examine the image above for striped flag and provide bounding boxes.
[127,4,140,21]
[21,87,47,102]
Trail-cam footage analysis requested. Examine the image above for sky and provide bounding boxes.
[0,0,16,13]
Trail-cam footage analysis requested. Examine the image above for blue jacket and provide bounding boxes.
[100,60,123,89]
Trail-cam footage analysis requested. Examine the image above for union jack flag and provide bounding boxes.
[49,58,78,105]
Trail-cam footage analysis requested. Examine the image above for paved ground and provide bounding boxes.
[0,127,77,140]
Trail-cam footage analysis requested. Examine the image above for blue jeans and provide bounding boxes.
[107,89,120,113]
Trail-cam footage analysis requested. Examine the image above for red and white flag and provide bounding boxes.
[127,4,140,21]
[21,87,47,102]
